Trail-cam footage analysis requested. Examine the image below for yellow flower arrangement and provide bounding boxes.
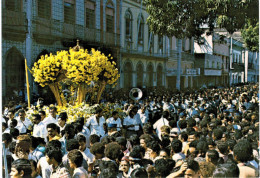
[32,47,120,106]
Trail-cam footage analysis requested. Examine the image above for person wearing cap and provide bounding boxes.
[106,111,122,131]
[179,112,186,120]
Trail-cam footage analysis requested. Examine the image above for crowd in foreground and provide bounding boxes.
[2,83,259,178]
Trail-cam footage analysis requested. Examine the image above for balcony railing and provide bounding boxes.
[232,63,244,71]
[32,17,119,46]
[103,31,120,46]
[204,69,222,76]
[121,48,169,58]
[2,9,26,32]
[33,17,52,36]
[169,50,195,61]
[166,68,200,76]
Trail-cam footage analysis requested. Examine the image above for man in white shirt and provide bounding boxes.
[77,134,95,173]
[7,109,15,127]
[153,111,170,140]
[15,109,33,134]
[106,111,122,131]
[171,139,186,162]
[123,109,142,139]
[42,106,58,126]
[138,107,149,125]
[57,112,67,132]
[32,114,46,139]
[85,108,106,137]
[42,106,58,138]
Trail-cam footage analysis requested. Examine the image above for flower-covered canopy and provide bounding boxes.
[32,47,120,106]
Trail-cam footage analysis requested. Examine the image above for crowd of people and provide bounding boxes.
[2,83,259,178]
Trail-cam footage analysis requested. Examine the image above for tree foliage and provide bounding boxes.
[242,21,259,52]
[144,0,217,40]
[144,0,259,50]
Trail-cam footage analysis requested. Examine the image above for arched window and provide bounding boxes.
[125,9,132,49]
[5,47,25,97]
[136,63,143,88]
[147,64,153,87]
[106,1,114,33]
[124,62,133,88]
[157,65,163,87]
[137,14,144,51]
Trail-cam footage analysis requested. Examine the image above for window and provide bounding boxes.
[217,62,220,69]
[182,38,186,51]
[6,0,22,11]
[137,15,144,45]
[148,27,154,53]
[226,57,229,69]
[212,61,215,68]
[206,60,209,68]
[38,0,51,19]
[64,0,75,24]
[86,1,95,29]
[106,2,114,33]
[125,10,132,41]
[158,35,163,54]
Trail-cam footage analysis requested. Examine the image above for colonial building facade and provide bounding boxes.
[2,0,258,103]
[119,0,167,89]
[2,0,121,102]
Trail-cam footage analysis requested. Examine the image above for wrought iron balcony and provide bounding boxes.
[169,50,195,61]
[2,9,27,41]
[121,47,169,58]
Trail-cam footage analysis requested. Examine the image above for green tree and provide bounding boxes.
[242,22,259,52]
[144,0,258,90]
[144,0,217,90]
[216,0,258,51]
